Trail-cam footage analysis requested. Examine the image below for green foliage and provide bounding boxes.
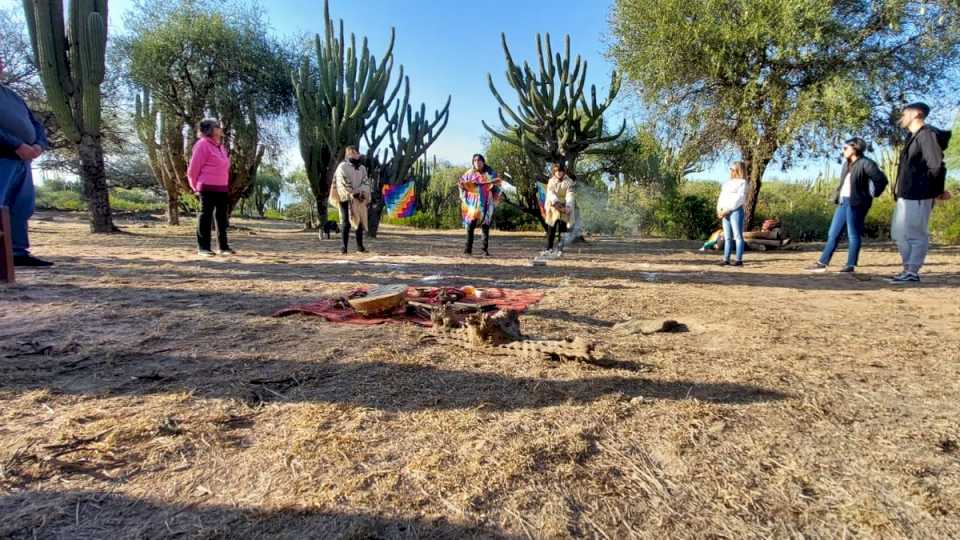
[611,0,960,226]
[931,181,960,245]
[483,135,547,229]
[37,181,164,213]
[123,0,294,210]
[483,32,624,172]
[653,192,716,240]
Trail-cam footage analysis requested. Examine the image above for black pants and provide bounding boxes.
[340,201,365,251]
[197,191,230,251]
[546,221,568,250]
[465,220,489,254]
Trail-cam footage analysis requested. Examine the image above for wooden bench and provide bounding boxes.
[0,206,14,284]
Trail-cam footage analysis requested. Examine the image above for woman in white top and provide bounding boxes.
[543,163,575,255]
[807,137,887,273]
[716,161,748,266]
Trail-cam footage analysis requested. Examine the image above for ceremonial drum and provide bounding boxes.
[348,284,408,316]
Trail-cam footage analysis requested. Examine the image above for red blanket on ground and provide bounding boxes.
[273,287,544,327]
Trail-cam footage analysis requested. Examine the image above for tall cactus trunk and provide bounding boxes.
[77,134,113,232]
[23,0,114,233]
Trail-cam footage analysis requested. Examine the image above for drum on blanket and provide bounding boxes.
[348,284,408,316]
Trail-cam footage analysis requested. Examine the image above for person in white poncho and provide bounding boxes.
[542,163,575,256]
[329,146,371,254]
[715,161,749,266]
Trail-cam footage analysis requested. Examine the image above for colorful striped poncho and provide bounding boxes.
[459,168,502,227]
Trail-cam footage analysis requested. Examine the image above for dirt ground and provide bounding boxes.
[1,211,959,539]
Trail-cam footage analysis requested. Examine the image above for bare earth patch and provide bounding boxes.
[2,211,959,539]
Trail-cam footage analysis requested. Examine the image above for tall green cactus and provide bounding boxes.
[292,0,402,227]
[23,0,114,233]
[365,80,451,237]
[483,33,626,174]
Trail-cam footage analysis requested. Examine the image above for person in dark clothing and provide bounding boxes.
[807,137,888,273]
[889,102,952,283]
[0,56,53,267]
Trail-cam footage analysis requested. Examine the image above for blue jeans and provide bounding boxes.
[722,207,744,262]
[819,197,868,268]
[0,158,35,256]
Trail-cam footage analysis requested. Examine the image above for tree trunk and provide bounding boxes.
[368,202,384,238]
[743,154,772,231]
[315,197,328,227]
[77,135,114,233]
[166,191,180,226]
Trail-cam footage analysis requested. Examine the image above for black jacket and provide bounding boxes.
[833,156,888,207]
[895,125,952,200]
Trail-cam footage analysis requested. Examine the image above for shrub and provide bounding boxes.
[653,193,716,240]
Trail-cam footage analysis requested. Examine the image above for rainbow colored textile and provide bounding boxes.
[382,181,416,219]
[459,170,502,227]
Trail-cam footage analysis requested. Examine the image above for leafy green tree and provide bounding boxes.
[122,0,293,220]
[241,163,283,217]
[611,0,960,227]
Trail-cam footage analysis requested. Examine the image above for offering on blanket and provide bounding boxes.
[348,284,408,316]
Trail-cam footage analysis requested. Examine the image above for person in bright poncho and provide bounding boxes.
[329,145,371,254]
[542,163,575,256]
[459,153,502,256]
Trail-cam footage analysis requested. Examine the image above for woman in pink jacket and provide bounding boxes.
[188,119,233,256]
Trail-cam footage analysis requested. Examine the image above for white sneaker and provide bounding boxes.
[197,249,216,257]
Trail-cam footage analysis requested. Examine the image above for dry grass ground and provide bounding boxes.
[1,211,959,539]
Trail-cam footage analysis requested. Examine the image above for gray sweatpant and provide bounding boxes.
[891,198,934,274]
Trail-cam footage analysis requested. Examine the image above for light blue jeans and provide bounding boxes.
[819,197,869,268]
[722,207,744,262]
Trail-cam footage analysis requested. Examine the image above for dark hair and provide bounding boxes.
[345,145,358,154]
[843,137,867,157]
[472,153,493,174]
[903,102,931,119]
[199,118,220,137]
[551,162,566,175]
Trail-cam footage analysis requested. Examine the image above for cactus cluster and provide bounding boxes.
[23,0,113,232]
[483,33,626,172]
[23,0,108,143]
[134,88,189,224]
[291,0,402,223]
[292,0,450,231]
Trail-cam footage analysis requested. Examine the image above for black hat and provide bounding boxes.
[903,102,931,119]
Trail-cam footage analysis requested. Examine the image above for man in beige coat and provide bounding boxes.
[329,146,371,254]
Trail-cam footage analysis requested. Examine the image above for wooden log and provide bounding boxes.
[0,207,14,285]
[743,229,781,241]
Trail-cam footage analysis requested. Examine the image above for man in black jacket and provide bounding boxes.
[0,55,53,267]
[889,102,952,284]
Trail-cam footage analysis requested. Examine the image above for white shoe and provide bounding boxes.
[197,249,216,257]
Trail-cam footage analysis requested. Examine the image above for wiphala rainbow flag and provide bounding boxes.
[382,181,417,219]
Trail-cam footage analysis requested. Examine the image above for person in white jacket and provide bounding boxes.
[329,146,371,254]
[716,161,749,266]
[542,163,575,256]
